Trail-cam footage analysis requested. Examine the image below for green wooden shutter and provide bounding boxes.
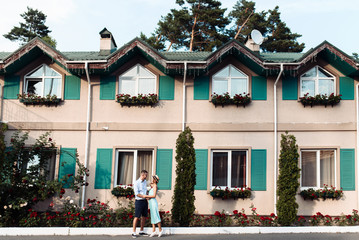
[159,76,174,100]
[100,76,116,100]
[94,149,113,189]
[340,149,355,191]
[64,75,81,100]
[58,148,77,188]
[3,75,20,99]
[251,149,266,191]
[194,76,209,100]
[252,76,267,100]
[195,149,208,190]
[340,77,354,100]
[282,76,298,100]
[156,149,173,190]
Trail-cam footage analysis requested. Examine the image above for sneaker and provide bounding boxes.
[131,233,137,238]
[158,230,164,237]
[139,231,148,236]
[149,232,157,237]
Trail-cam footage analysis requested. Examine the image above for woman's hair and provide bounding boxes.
[152,175,160,183]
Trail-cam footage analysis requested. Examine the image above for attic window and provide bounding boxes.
[300,66,335,97]
[212,65,248,97]
[118,64,156,95]
[24,64,62,97]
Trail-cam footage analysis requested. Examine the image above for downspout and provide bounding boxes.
[356,83,359,209]
[273,63,284,215]
[182,62,188,131]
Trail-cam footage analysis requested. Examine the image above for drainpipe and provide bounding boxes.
[182,62,188,131]
[356,83,359,209]
[273,64,284,215]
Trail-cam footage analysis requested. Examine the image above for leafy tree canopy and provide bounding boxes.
[3,7,57,48]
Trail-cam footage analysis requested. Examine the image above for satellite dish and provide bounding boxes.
[251,29,264,45]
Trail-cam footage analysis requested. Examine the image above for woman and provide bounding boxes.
[144,175,163,237]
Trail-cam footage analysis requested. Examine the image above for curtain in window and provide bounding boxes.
[138,78,156,94]
[119,78,136,95]
[320,150,335,187]
[302,151,317,187]
[212,78,228,95]
[231,151,246,188]
[302,80,315,96]
[118,152,134,185]
[212,152,228,186]
[231,79,247,96]
[136,151,152,180]
[44,78,61,96]
[318,79,334,96]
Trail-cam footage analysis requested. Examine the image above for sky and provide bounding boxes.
[0,0,358,55]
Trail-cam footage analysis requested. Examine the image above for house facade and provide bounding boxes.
[0,29,358,215]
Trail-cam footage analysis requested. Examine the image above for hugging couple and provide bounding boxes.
[132,170,163,238]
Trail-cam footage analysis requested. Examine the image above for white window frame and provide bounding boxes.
[114,149,155,187]
[24,64,62,97]
[300,66,335,97]
[300,149,337,190]
[212,64,249,97]
[118,64,157,95]
[210,149,248,189]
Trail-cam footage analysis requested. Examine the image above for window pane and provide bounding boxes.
[318,79,334,96]
[27,79,42,95]
[117,152,134,185]
[318,68,332,78]
[139,66,154,78]
[230,66,246,77]
[231,151,246,188]
[212,152,228,186]
[301,80,315,96]
[302,151,317,187]
[213,67,229,78]
[212,78,228,95]
[121,66,137,77]
[136,151,153,180]
[119,79,136,95]
[28,66,44,77]
[44,66,60,77]
[138,78,156,94]
[302,67,316,77]
[320,150,335,187]
[44,78,61,96]
[231,78,247,95]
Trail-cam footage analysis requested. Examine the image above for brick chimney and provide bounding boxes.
[99,28,117,55]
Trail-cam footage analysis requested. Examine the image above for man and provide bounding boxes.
[132,170,148,238]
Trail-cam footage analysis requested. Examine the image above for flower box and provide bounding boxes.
[299,93,341,107]
[111,185,134,199]
[300,185,343,200]
[210,186,251,200]
[210,93,251,108]
[17,93,62,106]
[116,93,158,107]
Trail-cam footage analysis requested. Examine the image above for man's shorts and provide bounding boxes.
[135,199,148,218]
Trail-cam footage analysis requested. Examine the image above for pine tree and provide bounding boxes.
[277,132,300,226]
[140,32,166,51]
[3,7,57,47]
[171,127,196,226]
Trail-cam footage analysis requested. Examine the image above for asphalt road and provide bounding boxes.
[0,234,359,240]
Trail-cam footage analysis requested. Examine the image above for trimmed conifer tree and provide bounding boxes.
[277,132,300,226]
[171,127,196,226]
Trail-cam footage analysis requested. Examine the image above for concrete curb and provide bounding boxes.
[1,226,359,236]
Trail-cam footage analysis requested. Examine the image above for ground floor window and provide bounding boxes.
[211,150,247,188]
[301,149,336,189]
[21,150,57,181]
[114,149,153,186]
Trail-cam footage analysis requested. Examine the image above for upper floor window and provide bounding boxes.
[24,64,62,97]
[301,149,336,189]
[119,64,156,96]
[300,66,335,97]
[212,65,248,97]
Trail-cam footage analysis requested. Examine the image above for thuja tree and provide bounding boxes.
[276,132,300,226]
[0,128,88,226]
[171,127,196,226]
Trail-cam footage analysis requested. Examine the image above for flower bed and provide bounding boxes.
[210,186,251,200]
[111,185,135,199]
[17,93,62,106]
[299,93,341,107]
[300,185,343,200]
[210,92,251,108]
[116,93,158,107]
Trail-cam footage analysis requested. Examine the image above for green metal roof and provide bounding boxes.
[62,52,108,61]
[161,51,211,61]
[0,52,11,60]
[260,52,305,63]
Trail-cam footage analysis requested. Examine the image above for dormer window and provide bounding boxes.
[119,64,156,95]
[212,65,248,96]
[24,64,62,97]
[300,66,335,97]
